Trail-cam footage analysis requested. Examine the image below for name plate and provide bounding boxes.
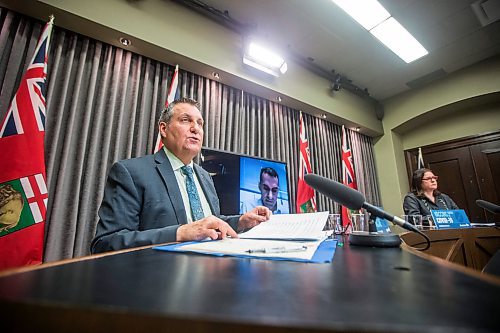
[375,217,391,233]
[430,209,471,229]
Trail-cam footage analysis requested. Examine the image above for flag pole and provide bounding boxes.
[154,64,179,152]
[417,147,424,169]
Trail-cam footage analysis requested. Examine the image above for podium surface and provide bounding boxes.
[1,234,499,333]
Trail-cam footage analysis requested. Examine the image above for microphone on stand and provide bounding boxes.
[476,199,500,214]
[304,174,418,248]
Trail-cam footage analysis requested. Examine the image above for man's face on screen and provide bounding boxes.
[259,173,279,211]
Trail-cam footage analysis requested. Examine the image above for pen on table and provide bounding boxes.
[245,246,308,254]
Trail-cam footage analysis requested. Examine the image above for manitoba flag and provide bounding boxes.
[341,125,358,227]
[154,64,180,152]
[0,17,53,269]
[296,112,317,213]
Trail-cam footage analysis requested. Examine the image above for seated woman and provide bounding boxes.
[403,168,459,225]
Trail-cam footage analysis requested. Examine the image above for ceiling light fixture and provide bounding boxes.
[332,0,389,30]
[243,41,287,77]
[370,18,428,63]
[331,0,428,63]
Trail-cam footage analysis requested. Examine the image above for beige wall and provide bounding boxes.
[0,0,383,135]
[402,102,500,149]
[375,56,500,218]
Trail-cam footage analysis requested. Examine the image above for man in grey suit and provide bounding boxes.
[91,97,271,253]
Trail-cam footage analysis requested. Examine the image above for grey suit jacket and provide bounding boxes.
[91,150,239,253]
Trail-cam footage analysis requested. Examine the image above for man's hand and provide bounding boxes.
[176,216,238,242]
[237,206,272,232]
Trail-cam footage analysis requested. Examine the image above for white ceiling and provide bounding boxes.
[196,0,500,101]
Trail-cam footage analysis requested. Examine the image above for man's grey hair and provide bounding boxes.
[158,97,201,125]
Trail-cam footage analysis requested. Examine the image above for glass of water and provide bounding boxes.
[403,215,423,230]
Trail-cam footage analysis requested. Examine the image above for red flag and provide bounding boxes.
[154,64,180,152]
[0,17,53,269]
[296,112,317,213]
[341,125,358,227]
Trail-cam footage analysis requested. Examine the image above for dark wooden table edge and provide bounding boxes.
[2,239,500,287]
[0,242,176,278]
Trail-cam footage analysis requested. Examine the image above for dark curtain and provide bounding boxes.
[0,7,381,262]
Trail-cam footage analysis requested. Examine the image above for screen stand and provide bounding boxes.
[348,214,401,248]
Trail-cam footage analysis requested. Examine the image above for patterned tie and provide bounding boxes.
[180,166,205,221]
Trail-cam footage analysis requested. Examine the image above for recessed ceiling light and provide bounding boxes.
[119,38,131,46]
[370,17,428,63]
[332,0,390,30]
[332,0,427,63]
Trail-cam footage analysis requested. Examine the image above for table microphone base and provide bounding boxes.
[348,232,401,247]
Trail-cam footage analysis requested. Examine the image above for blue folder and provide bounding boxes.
[153,238,337,264]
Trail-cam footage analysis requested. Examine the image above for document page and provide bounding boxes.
[239,211,329,240]
[157,212,332,261]
[178,238,323,260]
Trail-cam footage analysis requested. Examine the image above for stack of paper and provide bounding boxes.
[175,211,330,260]
[239,211,329,241]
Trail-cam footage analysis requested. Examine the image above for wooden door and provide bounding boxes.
[424,146,483,222]
[470,140,500,222]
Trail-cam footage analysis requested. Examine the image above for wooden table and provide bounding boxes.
[1,234,499,333]
[400,227,500,271]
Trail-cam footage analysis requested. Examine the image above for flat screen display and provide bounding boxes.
[200,149,290,215]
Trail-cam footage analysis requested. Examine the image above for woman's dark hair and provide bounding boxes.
[411,168,440,197]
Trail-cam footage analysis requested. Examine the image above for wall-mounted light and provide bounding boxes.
[243,41,287,77]
[119,37,131,46]
[321,114,327,119]
[212,72,220,79]
[276,96,282,102]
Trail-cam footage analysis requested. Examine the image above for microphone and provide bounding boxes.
[304,174,417,247]
[476,199,500,214]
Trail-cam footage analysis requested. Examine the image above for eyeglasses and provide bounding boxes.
[422,176,438,181]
